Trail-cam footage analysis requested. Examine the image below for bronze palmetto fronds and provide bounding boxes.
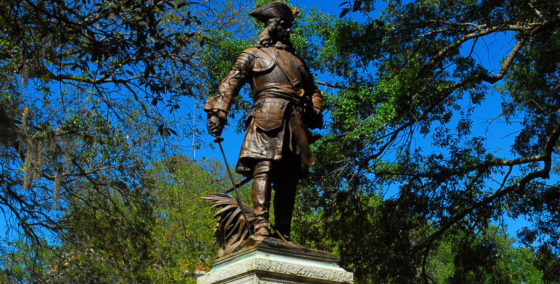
[202,193,256,255]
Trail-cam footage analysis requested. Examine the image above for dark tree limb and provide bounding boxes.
[415,120,560,252]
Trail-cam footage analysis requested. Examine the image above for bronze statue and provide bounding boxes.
[204,1,323,244]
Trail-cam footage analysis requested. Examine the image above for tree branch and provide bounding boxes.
[415,120,560,251]
[480,37,527,84]
[316,80,350,90]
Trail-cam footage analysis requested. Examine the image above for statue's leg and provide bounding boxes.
[272,165,299,240]
[252,160,272,236]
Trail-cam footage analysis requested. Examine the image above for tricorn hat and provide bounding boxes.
[249,1,299,24]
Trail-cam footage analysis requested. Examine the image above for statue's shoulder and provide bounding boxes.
[241,46,261,56]
[241,46,275,72]
[241,46,270,58]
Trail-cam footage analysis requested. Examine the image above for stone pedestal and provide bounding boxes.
[197,237,353,284]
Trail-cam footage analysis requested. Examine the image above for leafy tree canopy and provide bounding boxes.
[290,0,560,281]
[1,156,232,283]
[1,0,559,283]
[0,0,250,244]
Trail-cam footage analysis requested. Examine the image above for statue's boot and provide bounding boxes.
[252,162,272,237]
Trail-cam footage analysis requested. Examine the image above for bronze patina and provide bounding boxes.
[204,1,323,250]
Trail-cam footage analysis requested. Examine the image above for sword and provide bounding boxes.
[224,177,251,194]
[214,136,254,236]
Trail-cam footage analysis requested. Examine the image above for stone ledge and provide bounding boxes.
[198,237,353,284]
[215,237,339,266]
[198,251,353,284]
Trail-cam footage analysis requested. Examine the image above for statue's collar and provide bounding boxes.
[257,41,294,52]
[271,41,293,51]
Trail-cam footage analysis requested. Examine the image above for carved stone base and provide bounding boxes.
[197,237,353,284]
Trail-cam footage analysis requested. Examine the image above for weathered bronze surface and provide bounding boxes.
[204,1,322,253]
[214,236,338,265]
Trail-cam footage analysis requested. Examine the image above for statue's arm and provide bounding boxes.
[299,58,323,120]
[310,83,323,115]
[304,68,324,129]
[204,52,253,136]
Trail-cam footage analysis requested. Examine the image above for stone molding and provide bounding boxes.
[198,251,353,284]
[198,237,353,284]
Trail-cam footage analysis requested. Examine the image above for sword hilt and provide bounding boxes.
[214,136,224,143]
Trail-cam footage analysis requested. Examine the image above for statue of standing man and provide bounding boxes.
[205,1,323,241]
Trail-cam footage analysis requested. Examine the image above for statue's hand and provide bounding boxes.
[313,106,322,116]
[309,107,323,129]
[207,114,225,137]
